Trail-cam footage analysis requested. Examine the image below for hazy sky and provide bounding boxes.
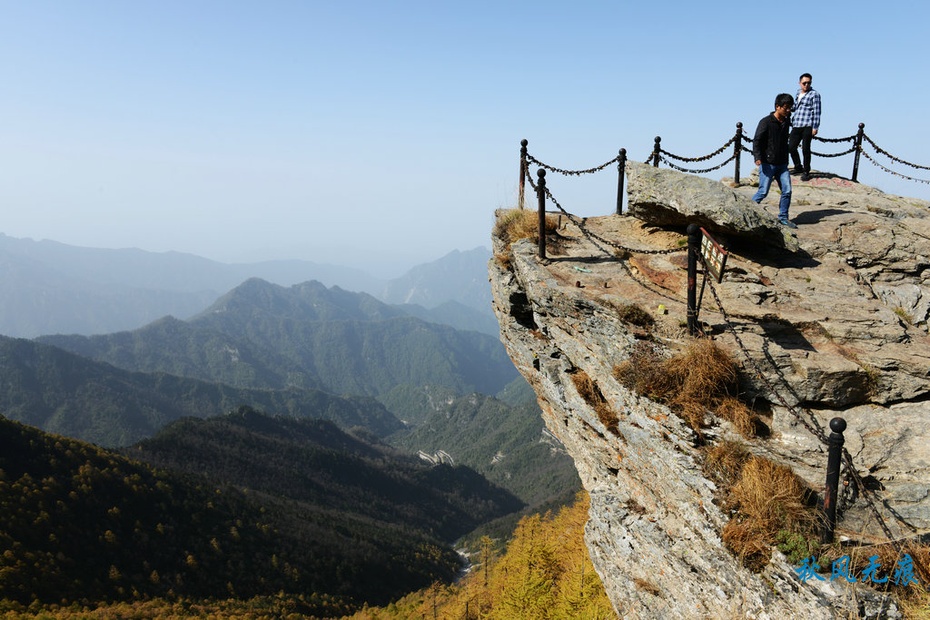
[3,2,929,277]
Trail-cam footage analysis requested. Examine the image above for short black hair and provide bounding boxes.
[799,72,812,81]
[775,93,794,109]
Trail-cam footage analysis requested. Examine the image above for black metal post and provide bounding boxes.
[616,148,626,215]
[652,136,661,167]
[821,417,847,544]
[733,122,743,185]
[851,123,865,183]
[519,139,528,209]
[536,169,547,260]
[686,224,700,336]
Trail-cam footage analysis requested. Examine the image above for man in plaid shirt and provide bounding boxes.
[789,73,821,181]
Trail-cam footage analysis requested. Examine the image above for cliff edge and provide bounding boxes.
[488,164,930,618]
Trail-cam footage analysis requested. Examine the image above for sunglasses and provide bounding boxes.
[801,81,811,85]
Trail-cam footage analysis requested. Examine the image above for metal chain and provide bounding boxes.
[861,149,930,185]
[659,153,737,174]
[526,153,620,177]
[704,277,828,443]
[703,275,906,554]
[810,145,857,158]
[741,132,754,144]
[813,133,856,144]
[862,134,930,171]
[542,185,686,256]
[661,136,736,163]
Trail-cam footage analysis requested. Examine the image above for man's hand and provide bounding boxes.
[812,129,818,136]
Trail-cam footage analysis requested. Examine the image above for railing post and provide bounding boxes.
[686,224,700,336]
[519,139,528,209]
[536,169,547,260]
[851,123,865,183]
[733,122,743,185]
[821,417,847,544]
[616,148,627,215]
[652,136,661,167]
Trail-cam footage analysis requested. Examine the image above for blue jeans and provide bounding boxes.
[753,163,792,219]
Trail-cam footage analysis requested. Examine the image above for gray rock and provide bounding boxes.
[488,172,930,618]
[626,161,800,252]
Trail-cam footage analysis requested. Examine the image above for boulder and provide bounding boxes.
[625,161,800,252]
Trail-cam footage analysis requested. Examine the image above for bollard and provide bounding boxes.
[652,136,661,167]
[616,148,627,215]
[851,123,865,183]
[733,122,743,185]
[821,417,847,544]
[536,169,547,260]
[519,139,528,209]
[686,224,700,336]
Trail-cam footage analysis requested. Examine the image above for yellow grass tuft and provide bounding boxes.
[613,339,757,437]
[493,209,564,253]
[569,369,619,436]
[721,455,817,571]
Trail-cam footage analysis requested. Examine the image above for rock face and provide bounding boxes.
[489,167,930,618]
[626,161,800,251]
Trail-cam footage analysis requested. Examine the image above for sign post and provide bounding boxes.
[687,225,729,336]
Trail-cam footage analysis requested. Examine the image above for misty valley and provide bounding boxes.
[0,239,582,616]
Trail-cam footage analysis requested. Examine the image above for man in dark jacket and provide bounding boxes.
[752,93,796,228]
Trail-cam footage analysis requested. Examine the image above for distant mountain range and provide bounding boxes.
[0,232,494,337]
[0,334,404,447]
[38,278,516,400]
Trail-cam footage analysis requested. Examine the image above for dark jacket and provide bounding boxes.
[752,112,791,165]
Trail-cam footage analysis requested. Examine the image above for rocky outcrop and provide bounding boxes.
[489,166,930,618]
[625,161,800,251]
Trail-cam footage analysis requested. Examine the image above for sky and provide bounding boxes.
[3,1,929,277]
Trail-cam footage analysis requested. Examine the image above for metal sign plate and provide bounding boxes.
[699,228,728,283]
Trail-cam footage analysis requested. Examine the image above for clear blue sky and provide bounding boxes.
[3,1,929,276]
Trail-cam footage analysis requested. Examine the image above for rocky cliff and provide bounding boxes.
[488,163,930,618]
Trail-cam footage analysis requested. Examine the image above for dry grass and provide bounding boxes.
[493,208,565,253]
[613,302,655,328]
[721,455,817,571]
[819,540,930,606]
[568,369,619,436]
[493,251,512,271]
[703,440,751,487]
[612,339,757,437]
[632,577,662,597]
[715,396,756,437]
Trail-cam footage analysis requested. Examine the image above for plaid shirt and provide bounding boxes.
[792,88,821,130]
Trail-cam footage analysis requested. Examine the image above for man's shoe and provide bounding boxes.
[791,167,803,175]
[779,218,798,229]
[800,173,811,181]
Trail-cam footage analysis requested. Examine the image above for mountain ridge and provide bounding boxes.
[0,233,493,338]
[39,277,517,399]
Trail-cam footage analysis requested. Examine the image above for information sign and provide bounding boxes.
[699,228,728,283]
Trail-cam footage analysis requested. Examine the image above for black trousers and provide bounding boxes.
[789,126,814,173]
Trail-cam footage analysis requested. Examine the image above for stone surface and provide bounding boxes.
[488,173,929,618]
[626,161,800,251]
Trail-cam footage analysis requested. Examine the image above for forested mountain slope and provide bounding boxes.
[0,411,521,610]
[122,407,524,542]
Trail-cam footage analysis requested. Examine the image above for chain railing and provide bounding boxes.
[520,123,930,213]
[517,140,917,560]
